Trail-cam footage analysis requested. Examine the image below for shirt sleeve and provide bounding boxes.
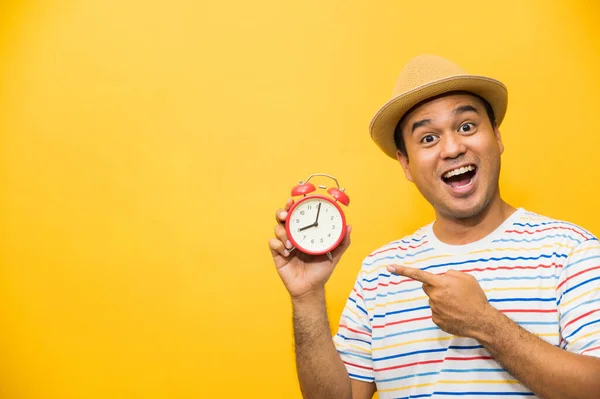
[557,238,600,358]
[332,270,375,382]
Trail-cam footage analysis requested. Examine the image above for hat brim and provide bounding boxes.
[369,75,508,159]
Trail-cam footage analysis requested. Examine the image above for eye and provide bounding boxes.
[420,134,437,144]
[459,122,475,133]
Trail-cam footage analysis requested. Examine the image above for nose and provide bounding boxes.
[439,132,467,160]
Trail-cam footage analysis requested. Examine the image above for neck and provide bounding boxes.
[433,195,516,245]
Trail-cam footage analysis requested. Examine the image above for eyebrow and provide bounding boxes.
[453,104,479,116]
[411,118,432,133]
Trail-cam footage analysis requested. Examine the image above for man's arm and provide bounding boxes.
[471,305,600,399]
[270,200,375,399]
[387,265,600,399]
[474,237,600,399]
[293,290,376,399]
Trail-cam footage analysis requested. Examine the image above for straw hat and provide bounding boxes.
[369,54,508,159]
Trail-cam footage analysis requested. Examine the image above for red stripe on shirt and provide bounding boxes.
[506,226,588,240]
[557,265,600,291]
[445,356,494,361]
[374,359,444,372]
[563,308,600,330]
[339,324,371,337]
[343,361,373,370]
[582,345,600,355]
[461,263,562,274]
[372,315,432,329]
[353,288,364,301]
[502,309,557,313]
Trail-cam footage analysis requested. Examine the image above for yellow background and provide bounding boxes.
[1,0,599,398]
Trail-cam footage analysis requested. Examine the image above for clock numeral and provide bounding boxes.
[308,205,312,210]
[328,233,331,237]
[320,238,324,243]
[311,239,314,244]
[332,225,335,229]
[330,216,334,220]
[300,211,305,215]
[296,219,300,223]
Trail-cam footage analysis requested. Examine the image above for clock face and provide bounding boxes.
[286,195,346,255]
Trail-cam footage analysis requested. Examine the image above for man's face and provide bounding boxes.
[397,93,504,220]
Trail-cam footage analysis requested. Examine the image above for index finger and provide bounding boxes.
[387,265,442,286]
[275,198,295,223]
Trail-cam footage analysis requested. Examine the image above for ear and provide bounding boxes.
[396,150,413,182]
[494,125,504,154]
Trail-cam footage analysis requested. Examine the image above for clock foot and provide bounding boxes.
[326,252,333,261]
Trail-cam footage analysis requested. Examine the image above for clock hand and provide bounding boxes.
[298,222,316,232]
[314,203,321,225]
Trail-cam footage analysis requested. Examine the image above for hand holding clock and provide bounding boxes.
[269,199,352,299]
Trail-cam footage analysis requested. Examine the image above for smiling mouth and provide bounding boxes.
[442,164,477,188]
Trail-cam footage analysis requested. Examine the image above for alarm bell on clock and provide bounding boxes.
[285,173,350,261]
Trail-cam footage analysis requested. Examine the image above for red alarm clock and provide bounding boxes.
[286,173,350,260]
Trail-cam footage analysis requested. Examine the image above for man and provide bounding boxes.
[269,54,600,399]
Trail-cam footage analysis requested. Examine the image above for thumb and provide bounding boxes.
[340,225,352,247]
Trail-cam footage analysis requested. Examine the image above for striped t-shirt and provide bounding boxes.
[333,208,600,398]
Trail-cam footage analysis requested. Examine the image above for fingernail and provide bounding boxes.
[286,240,292,249]
[387,266,397,273]
[281,211,287,219]
[284,250,290,257]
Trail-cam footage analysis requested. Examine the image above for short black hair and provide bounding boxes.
[393,92,496,158]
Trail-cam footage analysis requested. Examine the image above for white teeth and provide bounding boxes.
[443,165,475,179]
